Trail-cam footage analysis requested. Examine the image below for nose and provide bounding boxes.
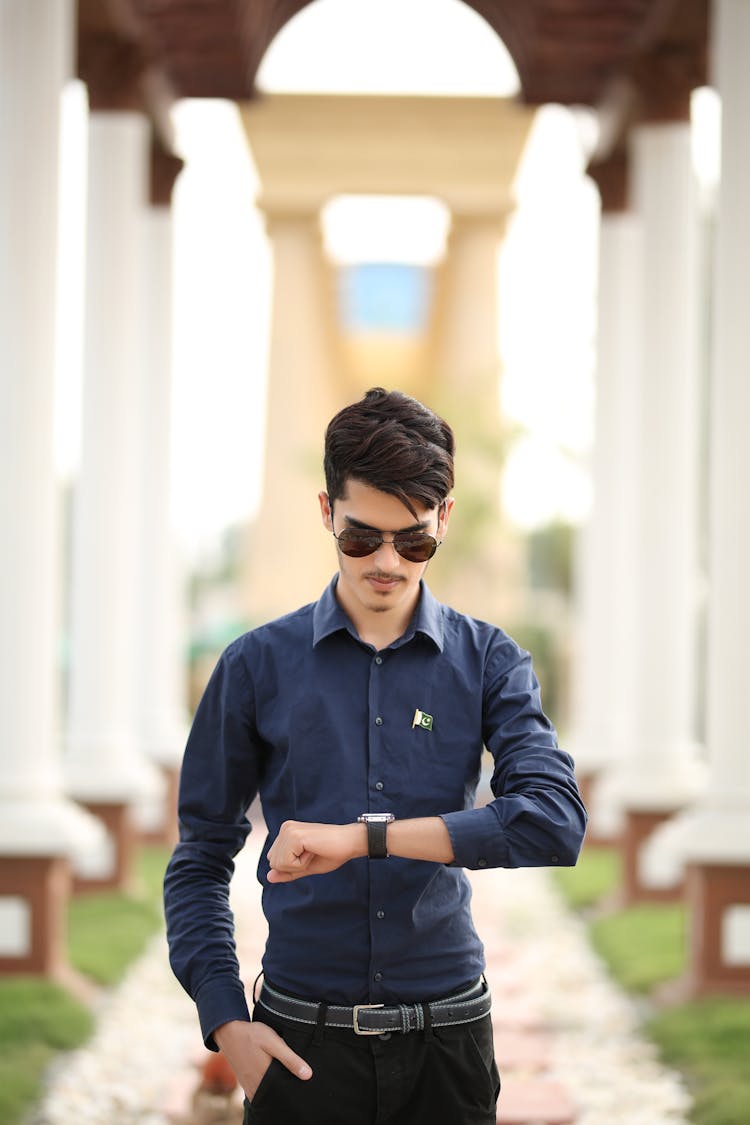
[372,536,402,566]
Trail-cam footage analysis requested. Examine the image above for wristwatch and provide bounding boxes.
[357,812,395,859]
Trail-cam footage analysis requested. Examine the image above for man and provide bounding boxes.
[164,387,587,1124]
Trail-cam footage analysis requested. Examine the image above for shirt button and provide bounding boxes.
[374,971,383,982]
[477,857,488,868]
[375,781,384,791]
[375,716,383,726]
[376,910,385,919]
[551,854,560,864]
[375,656,383,665]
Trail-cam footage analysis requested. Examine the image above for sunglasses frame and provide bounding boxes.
[330,502,445,564]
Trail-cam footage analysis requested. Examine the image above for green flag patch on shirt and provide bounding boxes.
[412,708,434,731]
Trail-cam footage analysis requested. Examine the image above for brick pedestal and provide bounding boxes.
[0,855,70,975]
[139,763,180,848]
[622,808,685,904]
[75,800,135,892]
[576,769,617,848]
[687,862,750,995]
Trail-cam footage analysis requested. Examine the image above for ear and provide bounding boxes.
[438,497,455,539]
[319,490,333,531]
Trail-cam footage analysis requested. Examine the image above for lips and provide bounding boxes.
[366,574,402,591]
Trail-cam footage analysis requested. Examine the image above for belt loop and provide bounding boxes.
[313,1001,328,1046]
[421,1001,434,1042]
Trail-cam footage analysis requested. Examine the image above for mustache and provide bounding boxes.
[364,570,404,582]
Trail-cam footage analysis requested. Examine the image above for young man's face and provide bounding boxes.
[319,480,452,627]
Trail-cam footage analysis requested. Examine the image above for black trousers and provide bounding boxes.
[243,1004,500,1125]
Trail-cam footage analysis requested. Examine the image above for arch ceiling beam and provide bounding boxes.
[78,1,707,149]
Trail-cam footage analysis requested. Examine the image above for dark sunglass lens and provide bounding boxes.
[337,530,381,557]
[395,535,437,563]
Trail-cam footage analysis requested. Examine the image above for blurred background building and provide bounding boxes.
[2,0,749,1003]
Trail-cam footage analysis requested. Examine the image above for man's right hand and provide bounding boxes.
[213,1019,313,1102]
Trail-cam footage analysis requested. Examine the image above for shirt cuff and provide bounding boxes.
[195,975,252,1051]
[440,805,510,870]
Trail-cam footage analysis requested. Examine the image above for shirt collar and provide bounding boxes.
[312,576,444,652]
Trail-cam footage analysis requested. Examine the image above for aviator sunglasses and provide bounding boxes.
[331,502,445,564]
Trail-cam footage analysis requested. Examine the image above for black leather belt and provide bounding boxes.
[258,978,491,1036]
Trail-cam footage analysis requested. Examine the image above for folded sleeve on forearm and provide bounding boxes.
[441,637,587,872]
[440,804,511,870]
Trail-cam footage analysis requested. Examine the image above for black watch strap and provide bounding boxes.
[358,814,394,859]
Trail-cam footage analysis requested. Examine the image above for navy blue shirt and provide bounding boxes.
[164,578,586,1047]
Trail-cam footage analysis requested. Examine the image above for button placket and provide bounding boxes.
[368,652,386,802]
[366,652,392,1000]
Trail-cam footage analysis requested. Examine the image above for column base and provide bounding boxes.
[686,862,750,996]
[622,809,686,904]
[138,763,180,848]
[577,769,619,848]
[0,855,70,976]
[74,801,135,892]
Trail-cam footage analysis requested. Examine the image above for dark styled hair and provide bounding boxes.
[324,387,455,515]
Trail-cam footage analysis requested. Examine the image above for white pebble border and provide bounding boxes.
[30,848,692,1125]
[472,866,693,1125]
[28,931,200,1125]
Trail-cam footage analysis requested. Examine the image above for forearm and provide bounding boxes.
[385,816,454,863]
[266,816,454,883]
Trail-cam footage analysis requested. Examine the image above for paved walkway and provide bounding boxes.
[31,826,692,1125]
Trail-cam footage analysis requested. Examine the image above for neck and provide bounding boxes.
[335,582,420,652]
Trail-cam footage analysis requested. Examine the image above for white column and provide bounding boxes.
[66,112,163,825]
[666,0,750,865]
[241,212,340,621]
[570,211,643,836]
[430,213,520,621]
[0,0,104,862]
[612,122,706,814]
[435,215,506,389]
[134,199,188,831]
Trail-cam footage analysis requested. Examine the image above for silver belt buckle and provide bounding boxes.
[352,1002,385,1035]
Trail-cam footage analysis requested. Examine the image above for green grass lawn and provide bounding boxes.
[68,845,169,984]
[0,979,94,1125]
[648,999,750,1125]
[589,902,688,992]
[551,842,621,910]
[0,845,170,1125]
[554,841,750,1124]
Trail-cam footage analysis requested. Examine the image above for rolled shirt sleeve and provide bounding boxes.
[441,640,587,870]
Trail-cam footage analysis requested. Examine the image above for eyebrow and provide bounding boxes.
[344,515,431,534]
